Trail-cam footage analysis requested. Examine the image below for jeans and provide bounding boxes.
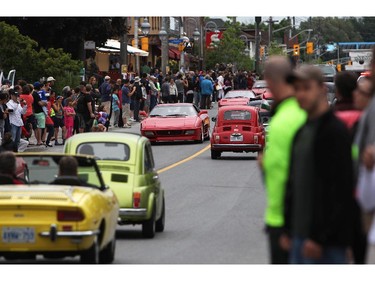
[290,237,347,264]
[11,124,21,151]
[150,95,158,111]
[194,91,200,108]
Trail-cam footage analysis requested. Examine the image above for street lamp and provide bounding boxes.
[159,17,169,75]
[193,28,200,42]
[141,17,151,36]
[289,29,313,41]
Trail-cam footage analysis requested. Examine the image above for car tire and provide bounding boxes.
[99,236,116,264]
[155,198,165,232]
[80,236,99,264]
[204,126,210,141]
[211,150,221,159]
[142,206,156,238]
[197,126,204,143]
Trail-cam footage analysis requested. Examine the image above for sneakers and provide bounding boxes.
[129,117,135,122]
[55,141,63,146]
[123,124,131,128]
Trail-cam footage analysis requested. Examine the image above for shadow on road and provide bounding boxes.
[115,229,149,240]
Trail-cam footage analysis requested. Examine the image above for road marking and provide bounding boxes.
[157,144,211,174]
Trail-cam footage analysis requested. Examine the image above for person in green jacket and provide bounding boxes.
[259,56,307,264]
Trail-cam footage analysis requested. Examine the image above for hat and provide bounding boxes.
[134,76,140,83]
[287,65,324,85]
[56,95,63,100]
[104,75,111,81]
[47,76,56,82]
[33,82,43,89]
[150,75,157,80]
[9,89,19,96]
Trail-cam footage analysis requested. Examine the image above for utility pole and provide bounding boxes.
[179,17,185,72]
[120,17,128,68]
[255,16,262,75]
[134,17,140,75]
[266,16,279,47]
[161,17,169,75]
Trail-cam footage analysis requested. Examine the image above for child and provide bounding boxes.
[63,97,76,139]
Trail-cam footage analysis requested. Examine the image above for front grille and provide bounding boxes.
[156,130,184,136]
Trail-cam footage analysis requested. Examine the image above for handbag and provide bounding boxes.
[141,86,148,100]
[357,165,375,212]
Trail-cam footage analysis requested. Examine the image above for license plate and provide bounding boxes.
[230,135,243,142]
[2,227,35,243]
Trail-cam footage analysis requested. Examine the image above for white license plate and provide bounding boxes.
[230,135,243,142]
[2,227,35,243]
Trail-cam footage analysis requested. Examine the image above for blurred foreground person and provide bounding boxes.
[282,65,357,264]
[354,48,375,263]
[260,56,306,264]
[0,151,24,184]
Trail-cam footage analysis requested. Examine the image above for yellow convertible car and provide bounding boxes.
[0,153,119,264]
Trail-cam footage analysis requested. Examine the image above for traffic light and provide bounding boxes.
[141,37,149,51]
[337,64,342,72]
[260,46,265,57]
[293,44,300,56]
[306,42,314,55]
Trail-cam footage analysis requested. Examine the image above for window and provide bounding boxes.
[223,110,251,121]
[144,143,155,174]
[77,142,130,161]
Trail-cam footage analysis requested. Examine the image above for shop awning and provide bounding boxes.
[156,46,180,60]
[97,39,149,57]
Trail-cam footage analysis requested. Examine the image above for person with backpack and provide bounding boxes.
[133,77,143,122]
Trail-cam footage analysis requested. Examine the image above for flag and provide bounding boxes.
[261,100,271,111]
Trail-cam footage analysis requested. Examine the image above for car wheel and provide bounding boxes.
[80,236,99,264]
[211,150,221,159]
[99,237,116,264]
[197,126,204,143]
[155,198,165,232]
[204,125,210,141]
[142,206,156,238]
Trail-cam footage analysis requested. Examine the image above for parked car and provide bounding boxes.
[219,90,256,107]
[141,103,210,143]
[64,132,165,238]
[251,80,268,96]
[210,106,265,159]
[316,64,337,82]
[0,153,119,264]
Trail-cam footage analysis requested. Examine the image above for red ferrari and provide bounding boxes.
[252,80,268,96]
[218,90,255,107]
[141,104,210,143]
[210,105,265,159]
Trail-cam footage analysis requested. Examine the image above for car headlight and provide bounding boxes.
[144,131,155,137]
[185,130,195,135]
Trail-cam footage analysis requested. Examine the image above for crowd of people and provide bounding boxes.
[260,51,375,264]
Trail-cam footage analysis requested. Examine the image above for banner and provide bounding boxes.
[206,31,224,49]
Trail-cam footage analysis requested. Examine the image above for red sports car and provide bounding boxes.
[210,105,265,159]
[141,104,210,143]
[218,90,255,107]
[252,80,268,96]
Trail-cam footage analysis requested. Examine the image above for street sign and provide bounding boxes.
[84,41,96,50]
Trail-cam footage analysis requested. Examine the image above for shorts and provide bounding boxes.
[76,113,86,129]
[26,114,37,130]
[52,117,65,128]
[122,104,131,119]
[35,112,46,129]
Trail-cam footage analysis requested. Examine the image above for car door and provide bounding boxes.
[143,142,162,215]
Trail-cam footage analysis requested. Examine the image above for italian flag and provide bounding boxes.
[261,100,271,111]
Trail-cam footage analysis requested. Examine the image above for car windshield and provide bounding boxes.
[253,81,267,88]
[76,142,130,161]
[17,155,103,187]
[225,91,255,99]
[318,65,335,75]
[149,105,197,117]
[223,110,252,121]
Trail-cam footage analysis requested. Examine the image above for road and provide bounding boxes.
[1,104,268,264]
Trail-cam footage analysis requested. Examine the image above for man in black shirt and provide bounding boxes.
[76,85,95,133]
[281,65,357,264]
[32,83,47,145]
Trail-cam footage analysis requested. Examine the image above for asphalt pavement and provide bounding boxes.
[2,103,268,264]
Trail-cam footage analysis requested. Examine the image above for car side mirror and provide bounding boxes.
[211,117,217,122]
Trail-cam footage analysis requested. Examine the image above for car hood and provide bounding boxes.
[0,185,91,206]
[142,116,198,129]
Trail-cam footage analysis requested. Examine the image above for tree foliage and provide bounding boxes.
[205,22,253,71]
[0,21,82,91]
[0,17,125,59]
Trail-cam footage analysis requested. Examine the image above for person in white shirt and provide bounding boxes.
[217,72,225,100]
[6,89,27,150]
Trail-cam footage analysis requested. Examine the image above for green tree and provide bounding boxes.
[0,21,82,91]
[267,42,286,56]
[205,22,253,70]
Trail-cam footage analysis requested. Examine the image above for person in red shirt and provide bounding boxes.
[19,85,37,144]
[63,98,76,139]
